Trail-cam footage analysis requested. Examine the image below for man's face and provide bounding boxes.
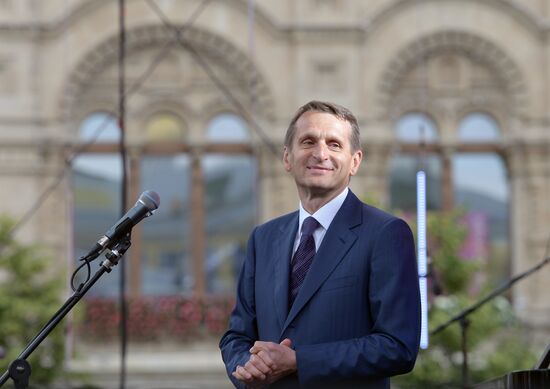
[283,111,362,199]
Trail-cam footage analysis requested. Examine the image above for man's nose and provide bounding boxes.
[312,143,329,160]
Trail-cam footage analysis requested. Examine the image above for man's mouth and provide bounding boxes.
[307,166,334,171]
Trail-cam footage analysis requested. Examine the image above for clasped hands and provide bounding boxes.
[232,338,296,388]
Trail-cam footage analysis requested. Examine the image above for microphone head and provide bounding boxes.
[139,190,160,211]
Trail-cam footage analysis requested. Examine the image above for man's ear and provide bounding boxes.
[283,146,291,172]
[349,150,363,176]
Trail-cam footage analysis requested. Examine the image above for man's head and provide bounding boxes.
[284,101,361,152]
[283,101,363,208]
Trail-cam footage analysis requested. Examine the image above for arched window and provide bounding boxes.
[78,112,121,143]
[458,113,500,142]
[206,113,250,142]
[396,113,439,143]
[390,113,442,210]
[72,110,257,297]
[388,109,509,286]
[453,113,508,282]
[72,112,122,296]
[204,114,255,294]
[139,112,256,296]
[145,112,187,143]
[140,154,192,295]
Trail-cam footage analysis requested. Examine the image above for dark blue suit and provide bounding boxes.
[220,191,420,388]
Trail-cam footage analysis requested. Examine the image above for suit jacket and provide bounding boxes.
[219,190,421,388]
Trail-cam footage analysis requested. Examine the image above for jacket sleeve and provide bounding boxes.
[219,228,259,389]
[295,218,421,385]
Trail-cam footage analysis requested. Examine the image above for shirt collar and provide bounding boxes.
[298,187,349,232]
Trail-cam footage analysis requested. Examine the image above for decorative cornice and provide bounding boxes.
[0,0,286,40]
[2,0,546,41]
[378,30,528,119]
[365,0,549,40]
[60,23,276,123]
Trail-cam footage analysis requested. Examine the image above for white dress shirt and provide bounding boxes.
[292,187,349,256]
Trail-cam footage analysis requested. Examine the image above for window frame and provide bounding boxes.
[71,111,256,298]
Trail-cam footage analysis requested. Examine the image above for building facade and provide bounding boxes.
[0,0,549,351]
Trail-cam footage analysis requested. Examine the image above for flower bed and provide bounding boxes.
[79,295,235,342]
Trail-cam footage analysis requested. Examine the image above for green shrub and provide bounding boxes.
[0,216,64,386]
[393,210,537,388]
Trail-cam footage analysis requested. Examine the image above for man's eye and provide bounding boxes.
[330,142,341,148]
[302,139,314,145]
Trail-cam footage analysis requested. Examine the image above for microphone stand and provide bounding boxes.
[430,256,550,389]
[0,236,132,388]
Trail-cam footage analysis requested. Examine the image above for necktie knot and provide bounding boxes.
[301,217,319,237]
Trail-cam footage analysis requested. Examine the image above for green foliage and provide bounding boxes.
[0,216,64,385]
[392,209,538,388]
[470,330,539,384]
[426,210,479,294]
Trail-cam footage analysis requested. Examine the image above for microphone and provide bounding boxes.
[81,190,160,261]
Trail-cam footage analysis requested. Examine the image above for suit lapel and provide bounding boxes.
[282,191,363,333]
[273,213,298,331]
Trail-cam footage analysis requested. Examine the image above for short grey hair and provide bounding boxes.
[284,100,361,152]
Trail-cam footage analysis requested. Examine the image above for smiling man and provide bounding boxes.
[219,101,421,388]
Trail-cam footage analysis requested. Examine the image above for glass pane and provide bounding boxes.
[396,113,438,143]
[458,113,500,142]
[141,155,192,295]
[79,112,120,143]
[203,154,257,294]
[72,154,122,296]
[146,112,186,142]
[453,153,509,285]
[207,114,250,143]
[389,154,442,211]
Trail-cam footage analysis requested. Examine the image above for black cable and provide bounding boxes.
[7,114,118,240]
[431,255,550,336]
[145,0,279,157]
[5,0,274,245]
[2,0,212,242]
[0,2,212,385]
[70,259,92,292]
[0,2,212,386]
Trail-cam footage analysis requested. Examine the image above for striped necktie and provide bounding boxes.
[289,216,319,308]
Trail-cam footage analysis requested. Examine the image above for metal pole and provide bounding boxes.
[460,316,470,389]
[118,1,128,388]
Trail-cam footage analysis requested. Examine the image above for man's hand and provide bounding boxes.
[232,352,272,388]
[232,339,296,387]
[250,339,296,382]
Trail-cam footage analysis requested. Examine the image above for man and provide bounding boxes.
[220,101,420,388]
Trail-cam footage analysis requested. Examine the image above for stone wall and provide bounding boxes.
[0,0,548,334]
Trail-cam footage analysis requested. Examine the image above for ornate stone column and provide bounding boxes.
[508,141,550,335]
[257,142,296,222]
[351,142,393,208]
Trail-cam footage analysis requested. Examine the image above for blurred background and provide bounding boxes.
[0,0,548,388]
